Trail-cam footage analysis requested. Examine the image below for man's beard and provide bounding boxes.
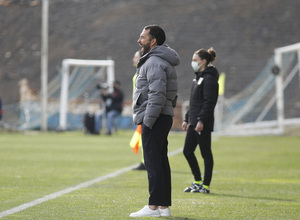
[141,42,151,55]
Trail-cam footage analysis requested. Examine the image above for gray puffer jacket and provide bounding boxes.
[132,45,180,128]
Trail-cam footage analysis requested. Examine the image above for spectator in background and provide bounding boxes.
[95,80,124,135]
[130,50,146,170]
[182,47,219,194]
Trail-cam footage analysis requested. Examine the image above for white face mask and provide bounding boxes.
[191,61,202,72]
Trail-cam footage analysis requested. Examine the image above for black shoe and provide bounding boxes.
[133,163,146,170]
[191,185,210,193]
[184,182,202,192]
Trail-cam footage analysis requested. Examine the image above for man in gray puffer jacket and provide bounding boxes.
[130,25,179,218]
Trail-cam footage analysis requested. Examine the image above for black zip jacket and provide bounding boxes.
[184,66,219,133]
[101,88,124,113]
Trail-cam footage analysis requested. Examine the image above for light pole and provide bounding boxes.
[41,0,49,131]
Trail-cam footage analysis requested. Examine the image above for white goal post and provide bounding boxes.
[274,42,300,133]
[216,42,300,136]
[59,59,115,131]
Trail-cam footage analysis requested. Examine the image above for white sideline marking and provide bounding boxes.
[0,148,183,218]
[0,164,138,218]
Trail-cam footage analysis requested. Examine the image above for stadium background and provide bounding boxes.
[0,0,299,131]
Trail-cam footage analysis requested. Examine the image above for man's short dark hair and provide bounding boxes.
[144,25,166,45]
[114,80,121,85]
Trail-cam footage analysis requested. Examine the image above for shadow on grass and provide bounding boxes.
[211,193,298,203]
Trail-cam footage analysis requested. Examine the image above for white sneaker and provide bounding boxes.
[159,207,171,217]
[129,205,161,217]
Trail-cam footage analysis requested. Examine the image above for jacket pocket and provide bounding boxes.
[134,92,142,106]
[171,95,178,108]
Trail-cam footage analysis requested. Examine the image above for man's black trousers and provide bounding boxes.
[142,114,172,206]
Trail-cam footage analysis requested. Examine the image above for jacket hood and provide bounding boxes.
[195,66,219,80]
[138,45,180,67]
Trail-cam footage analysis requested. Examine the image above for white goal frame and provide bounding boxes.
[274,42,300,133]
[218,42,300,136]
[59,59,115,131]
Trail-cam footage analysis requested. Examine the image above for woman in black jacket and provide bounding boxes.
[182,47,219,193]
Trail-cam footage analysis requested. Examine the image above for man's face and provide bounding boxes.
[137,29,152,55]
[113,82,120,90]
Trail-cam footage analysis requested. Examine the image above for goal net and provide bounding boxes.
[217,42,300,136]
[58,59,115,131]
[1,59,117,131]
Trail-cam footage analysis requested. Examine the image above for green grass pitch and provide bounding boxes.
[0,131,299,219]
